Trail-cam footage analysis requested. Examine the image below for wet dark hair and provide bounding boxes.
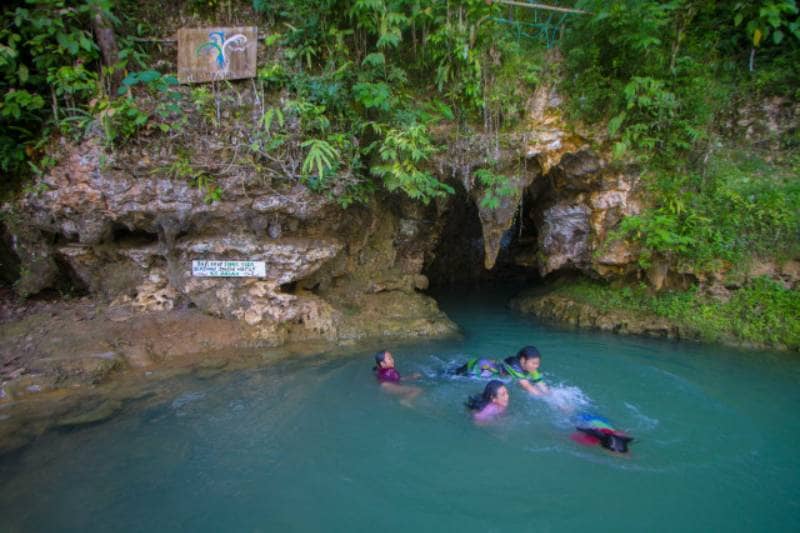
[466,380,506,411]
[372,350,388,371]
[602,433,634,453]
[577,428,634,453]
[517,345,541,361]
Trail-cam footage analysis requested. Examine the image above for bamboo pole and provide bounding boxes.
[492,1,591,15]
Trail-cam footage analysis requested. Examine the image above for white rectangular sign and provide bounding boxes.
[192,260,266,277]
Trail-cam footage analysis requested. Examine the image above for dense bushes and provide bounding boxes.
[0,1,103,185]
[564,0,799,160]
[608,151,800,272]
[563,0,800,274]
[248,0,547,204]
[1,0,551,204]
[1,0,798,237]
[557,277,800,351]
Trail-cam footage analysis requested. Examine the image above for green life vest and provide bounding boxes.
[501,361,543,383]
[465,357,502,376]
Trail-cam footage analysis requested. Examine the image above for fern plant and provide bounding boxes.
[301,138,340,180]
[369,123,453,203]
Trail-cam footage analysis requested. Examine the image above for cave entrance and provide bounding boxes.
[110,224,159,247]
[423,182,544,288]
[0,222,20,289]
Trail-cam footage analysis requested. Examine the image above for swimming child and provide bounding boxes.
[373,350,422,404]
[454,345,549,396]
[465,380,509,423]
[570,412,634,454]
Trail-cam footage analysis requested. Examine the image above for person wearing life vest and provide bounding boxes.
[501,345,549,396]
[453,345,549,396]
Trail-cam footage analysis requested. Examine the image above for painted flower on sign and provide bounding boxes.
[195,31,248,74]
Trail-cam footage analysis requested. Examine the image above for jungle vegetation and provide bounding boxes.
[2,1,798,267]
[1,1,799,345]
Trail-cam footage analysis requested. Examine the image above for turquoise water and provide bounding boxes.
[1,286,799,532]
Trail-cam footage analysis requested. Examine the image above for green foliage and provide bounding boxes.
[558,277,800,351]
[160,154,222,204]
[482,38,545,129]
[258,63,289,88]
[563,0,798,276]
[0,90,45,122]
[48,64,97,101]
[565,0,799,158]
[474,168,514,210]
[195,174,223,204]
[369,122,453,203]
[564,1,727,161]
[734,1,800,48]
[607,151,800,271]
[244,0,562,205]
[425,0,500,114]
[608,75,705,158]
[190,86,216,126]
[260,107,285,132]
[352,82,393,111]
[94,69,184,144]
[0,0,104,181]
[301,138,340,180]
[117,69,178,96]
[95,96,148,145]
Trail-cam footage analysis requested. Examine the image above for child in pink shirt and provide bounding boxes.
[466,380,509,423]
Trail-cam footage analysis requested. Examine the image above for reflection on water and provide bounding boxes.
[1,285,799,532]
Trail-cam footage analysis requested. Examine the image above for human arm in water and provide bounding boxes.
[380,381,422,405]
[518,378,549,396]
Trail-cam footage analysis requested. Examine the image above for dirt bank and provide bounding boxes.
[0,288,458,454]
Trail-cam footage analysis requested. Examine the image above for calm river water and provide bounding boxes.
[1,285,798,532]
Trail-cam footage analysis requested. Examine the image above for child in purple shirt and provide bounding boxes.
[373,350,421,404]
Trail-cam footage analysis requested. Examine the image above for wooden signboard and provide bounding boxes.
[192,260,266,277]
[177,27,258,84]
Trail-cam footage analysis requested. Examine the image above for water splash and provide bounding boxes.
[543,383,591,415]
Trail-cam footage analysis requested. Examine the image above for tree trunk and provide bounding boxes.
[90,6,123,96]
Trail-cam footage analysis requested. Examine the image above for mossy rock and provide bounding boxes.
[56,399,123,428]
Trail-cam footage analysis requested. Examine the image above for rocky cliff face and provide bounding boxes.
[426,83,642,286]
[4,135,455,346]
[2,81,646,343]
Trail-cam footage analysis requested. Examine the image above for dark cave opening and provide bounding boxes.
[0,222,20,288]
[111,224,159,247]
[280,281,298,294]
[423,182,545,288]
[50,254,90,298]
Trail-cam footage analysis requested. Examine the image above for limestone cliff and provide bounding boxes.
[2,79,647,332]
[426,83,642,285]
[4,134,456,347]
